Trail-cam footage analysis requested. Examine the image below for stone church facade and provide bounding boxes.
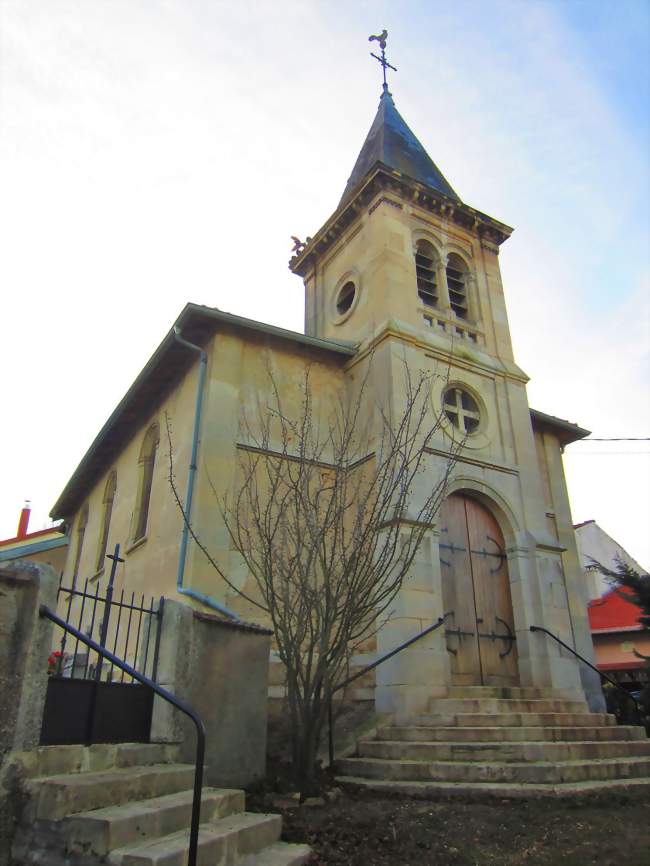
[51,84,603,715]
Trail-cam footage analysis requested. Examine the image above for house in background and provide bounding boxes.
[574,518,646,601]
[574,519,649,690]
[0,503,67,572]
[588,587,650,691]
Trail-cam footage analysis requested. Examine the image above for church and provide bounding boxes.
[51,56,605,727]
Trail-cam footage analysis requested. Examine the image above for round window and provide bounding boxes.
[336,281,356,316]
[442,386,480,434]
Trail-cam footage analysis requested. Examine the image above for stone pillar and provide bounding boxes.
[436,253,451,312]
[151,599,272,788]
[465,273,479,325]
[0,561,58,866]
[541,435,606,712]
[506,534,595,702]
[0,560,58,759]
[374,527,450,721]
[505,539,555,689]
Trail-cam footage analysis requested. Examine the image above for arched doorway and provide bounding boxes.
[439,493,519,686]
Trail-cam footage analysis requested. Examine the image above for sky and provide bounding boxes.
[1,0,648,569]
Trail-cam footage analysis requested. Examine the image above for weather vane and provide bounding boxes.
[369,29,396,92]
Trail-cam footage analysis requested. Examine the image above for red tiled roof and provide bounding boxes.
[588,588,644,633]
[599,660,645,671]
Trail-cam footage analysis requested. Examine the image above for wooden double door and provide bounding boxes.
[439,493,518,686]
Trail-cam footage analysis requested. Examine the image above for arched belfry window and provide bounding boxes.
[96,471,117,571]
[72,503,89,587]
[415,240,438,308]
[134,423,159,542]
[446,254,469,319]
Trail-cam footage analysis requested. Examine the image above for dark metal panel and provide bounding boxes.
[40,679,153,745]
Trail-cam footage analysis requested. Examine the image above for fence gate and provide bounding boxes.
[40,543,164,746]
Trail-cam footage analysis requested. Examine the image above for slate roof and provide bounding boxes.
[529,409,590,446]
[339,88,460,206]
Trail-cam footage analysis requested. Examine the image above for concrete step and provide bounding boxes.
[402,711,616,728]
[337,755,650,785]
[65,788,245,856]
[109,812,282,866]
[240,841,312,866]
[443,686,583,700]
[31,763,196,820]
[427,698,588,714]
[359,738,650,763]
[14,743,180,779]
[376,724,647,743]
[336,774,650,800]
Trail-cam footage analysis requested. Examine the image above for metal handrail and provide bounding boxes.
[529,624,646,725]
[327,612,453,765]
[40,604,205,866]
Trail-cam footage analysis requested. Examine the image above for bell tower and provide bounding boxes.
[289,85,517,371]
[289,45,602,713]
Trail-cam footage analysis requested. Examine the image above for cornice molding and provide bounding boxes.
[346,318,530,385]
[289,164,513,278]
[425,447,519,477]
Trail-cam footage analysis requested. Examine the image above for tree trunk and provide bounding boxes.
[287,682,327,799]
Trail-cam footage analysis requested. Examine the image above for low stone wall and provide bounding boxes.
[267,696,380,768]
[151,599,272,788]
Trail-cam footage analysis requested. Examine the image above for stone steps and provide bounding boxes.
[443,686,583,700]
[359,738,650,763]
[239,842,314,866]
[427,698,588,714]
[14,743,180,778]
[376,724,646,743]
[109,812,282,866]
[66,787,245,855]
[336,687,650,799]
[31,763,197,821]
[403,711,616,727]
[337,755,650,784]
[13,744,311,866]
[337,775,650,800]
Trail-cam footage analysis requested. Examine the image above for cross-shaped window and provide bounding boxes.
[442,387,480,434]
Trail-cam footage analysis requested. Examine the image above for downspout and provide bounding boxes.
[172,327,238,620]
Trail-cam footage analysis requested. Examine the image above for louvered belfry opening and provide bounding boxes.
[415,240,438,307]
[446,253,468,318]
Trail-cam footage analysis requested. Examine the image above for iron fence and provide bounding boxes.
[41,542,164,745]
[51,543,163,684]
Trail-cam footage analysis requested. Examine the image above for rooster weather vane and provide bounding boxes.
[369,29,396,92]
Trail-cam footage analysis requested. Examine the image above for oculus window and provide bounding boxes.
[336,281,356,316]
[442,386,480,434]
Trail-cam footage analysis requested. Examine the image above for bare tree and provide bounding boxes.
[167,357,461,796]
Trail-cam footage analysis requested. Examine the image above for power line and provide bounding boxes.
[577,437,650,442]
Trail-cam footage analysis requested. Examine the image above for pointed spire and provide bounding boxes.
[339,89,460,206]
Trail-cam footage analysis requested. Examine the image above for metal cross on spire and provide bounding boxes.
[368,29,397,93]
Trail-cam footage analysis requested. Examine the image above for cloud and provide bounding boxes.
[0,1,647,566]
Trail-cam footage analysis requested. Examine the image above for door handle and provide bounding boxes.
[476,617,483,624]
